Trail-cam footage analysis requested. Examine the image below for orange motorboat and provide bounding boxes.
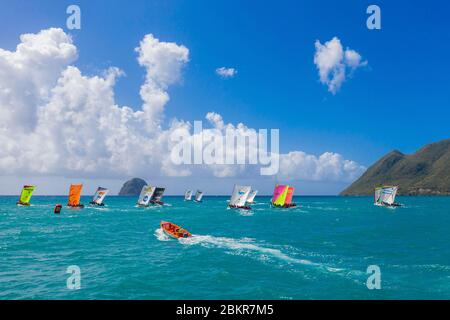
[160,221,192,239]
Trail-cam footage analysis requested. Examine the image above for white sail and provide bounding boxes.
[137,185,155,206]
[194,190,203,202]
[246,190,258,203]
[185,190,193,201]
[92,187,109,205]
[229,185,251,207]
[375,186,398,205]
[374,188,382,204]
[381,186,398,205]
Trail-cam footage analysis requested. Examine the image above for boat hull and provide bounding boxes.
[271,203,297,208]
[228,204,251,210]
[67,204,85,209]
[160,221,192,239]
[89,201,105,206]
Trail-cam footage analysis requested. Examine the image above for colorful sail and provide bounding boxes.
[18,185,36,205]
[272,185,288,206]
[285,187,294,205]
[375,186,398,205]
[246,190,258,204]
[229,185,251,207]
[137,185,155,206]
[151,187,165,202]
[194,190,203,202]
[184,190,193,201]
[68,184,83,206]
[92,187,109,205]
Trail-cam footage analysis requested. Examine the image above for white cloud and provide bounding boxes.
[215,67,237,78]
[278,151,366,182]
[136,34,189,128]
[314,37,367,94]
[0,28,365,185]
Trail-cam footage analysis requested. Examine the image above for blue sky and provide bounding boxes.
[0,0,449,195]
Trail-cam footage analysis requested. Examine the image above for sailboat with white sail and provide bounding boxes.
[228,185,252,210]
[246,190,258,204]
[89,187,109,206]
[194,190,203,203]
[184,190,193,201]
[137,185,156,207]
[374,186,401,207]
[16,185,36,206]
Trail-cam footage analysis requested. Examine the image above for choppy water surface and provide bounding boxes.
[1,196,449,299]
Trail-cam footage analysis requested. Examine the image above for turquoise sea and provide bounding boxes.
[0,195,449,300]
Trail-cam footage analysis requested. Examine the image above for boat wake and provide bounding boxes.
[178,234,342,273]
[154,228,171,241]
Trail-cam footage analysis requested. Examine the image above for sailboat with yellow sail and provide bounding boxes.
[271,184,297,208]
[16,185,36,206]
[67,184,85,209]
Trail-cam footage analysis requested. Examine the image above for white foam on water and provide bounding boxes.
[154,228,171,241]
[178,234,342,273]
[238,210,254,216]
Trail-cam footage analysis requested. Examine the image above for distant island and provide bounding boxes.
[341,138,450,196]
[118,178,147,196]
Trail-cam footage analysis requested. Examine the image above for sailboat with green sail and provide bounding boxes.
[16,185,36,206]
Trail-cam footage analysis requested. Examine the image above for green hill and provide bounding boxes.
[341,138,450,195]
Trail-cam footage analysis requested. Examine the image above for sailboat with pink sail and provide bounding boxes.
[271,184,297,208]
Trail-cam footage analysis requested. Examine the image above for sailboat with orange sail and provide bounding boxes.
[271,184,297,208]
[67,184,85,209]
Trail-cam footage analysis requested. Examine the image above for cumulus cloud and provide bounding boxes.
[0,28,365,184]
[136,34,189,128]
[278,151,365,182]
[314,37,367,94]
[215,67,237,78]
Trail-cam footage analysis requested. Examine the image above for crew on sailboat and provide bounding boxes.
[271,184,297,208]
[228,185,252,210]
